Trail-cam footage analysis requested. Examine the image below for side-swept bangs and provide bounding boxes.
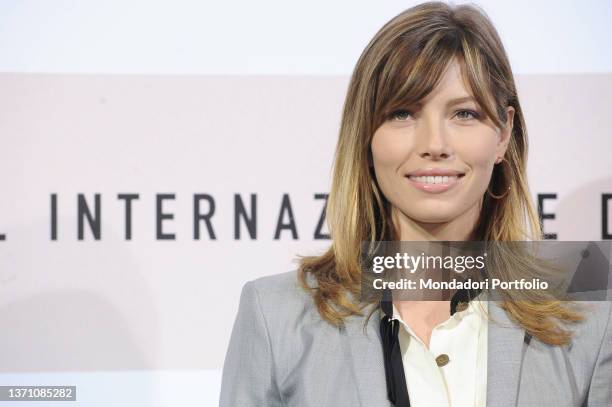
[370,16,509,133]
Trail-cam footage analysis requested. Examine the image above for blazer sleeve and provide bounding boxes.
[586,303,612,405]
[219,281,283,407]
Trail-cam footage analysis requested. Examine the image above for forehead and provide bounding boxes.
[419,58,475,105]
[375,49,501,130]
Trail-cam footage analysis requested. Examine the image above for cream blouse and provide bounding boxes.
[386,299,488,407]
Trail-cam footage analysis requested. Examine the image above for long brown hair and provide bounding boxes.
[296,1,581,345]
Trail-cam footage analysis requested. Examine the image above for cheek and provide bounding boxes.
[452,132,498,197]
[370,127,417,205]
[453,131,498,170]
[370,128,413,167]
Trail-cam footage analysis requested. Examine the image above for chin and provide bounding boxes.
[414,214,459,224]
[405,208,461,224]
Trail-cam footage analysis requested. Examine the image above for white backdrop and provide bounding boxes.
[1,1,611,406]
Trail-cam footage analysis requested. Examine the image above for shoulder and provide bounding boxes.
[568,301,612,358]
[239,269,324,330]
[244,269,315,309]
[247,268,309,294]
[570,301,612,347]
[222,271,320,406]
[237,270,344,376]
[523,301,612,353]
[531,301,612,381]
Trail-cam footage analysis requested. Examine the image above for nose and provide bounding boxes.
[416,115,452,160]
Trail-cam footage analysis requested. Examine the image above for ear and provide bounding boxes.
[496,106,515,158]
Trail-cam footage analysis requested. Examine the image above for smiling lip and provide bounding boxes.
[406,168,465,177]
[405,169,466,194]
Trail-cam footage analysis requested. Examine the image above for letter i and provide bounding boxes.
[51,193,57,240]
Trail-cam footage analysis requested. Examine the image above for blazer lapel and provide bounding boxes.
[343,305,393,407]
[486,301,528,407]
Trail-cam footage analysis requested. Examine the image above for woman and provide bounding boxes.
[219,2,612,406]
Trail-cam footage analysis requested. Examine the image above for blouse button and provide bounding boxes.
[435,353,450,367]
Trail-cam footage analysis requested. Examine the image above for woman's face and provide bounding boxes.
[371,58,514,234]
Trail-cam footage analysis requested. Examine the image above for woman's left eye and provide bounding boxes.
[455,109,480,120]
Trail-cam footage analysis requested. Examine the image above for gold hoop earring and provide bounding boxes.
[487,185,510,199]
[487,157,511,199]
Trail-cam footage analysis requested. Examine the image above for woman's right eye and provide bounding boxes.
[390,110,412,121]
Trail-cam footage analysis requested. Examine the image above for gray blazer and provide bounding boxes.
[219,270,612,406]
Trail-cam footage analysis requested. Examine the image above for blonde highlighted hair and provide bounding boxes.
[296,1,582,346]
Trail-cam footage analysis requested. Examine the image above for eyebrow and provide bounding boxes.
[405,96,478,109]
[446,96,477,106]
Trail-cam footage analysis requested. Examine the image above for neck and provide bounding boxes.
[391,200,482,242]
